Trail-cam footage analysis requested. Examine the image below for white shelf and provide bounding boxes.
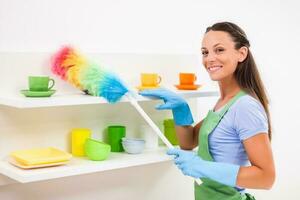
[0,86,219,184]
[0,87,219,108]
[0,147,171,183]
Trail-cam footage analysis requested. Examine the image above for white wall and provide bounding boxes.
[1,0,300,199]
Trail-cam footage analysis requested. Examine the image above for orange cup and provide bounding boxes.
[179,73,197,85]
[141,73,162,87]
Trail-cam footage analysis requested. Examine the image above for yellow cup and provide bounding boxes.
[71,128,91,156]
[141,73,162,87]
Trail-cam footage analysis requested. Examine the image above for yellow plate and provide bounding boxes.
[9,158,69,169]
[10,147,72,166]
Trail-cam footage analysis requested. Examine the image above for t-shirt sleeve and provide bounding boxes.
[233,96,269,141]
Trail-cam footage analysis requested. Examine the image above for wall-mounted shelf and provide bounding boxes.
[0,86,219,184]
[0,87,219,108]
[0,147,171,183]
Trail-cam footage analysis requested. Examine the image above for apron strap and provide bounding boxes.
[218,90,246,118]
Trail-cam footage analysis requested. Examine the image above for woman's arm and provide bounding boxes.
[236,133,276,189]
[175,120,203,150]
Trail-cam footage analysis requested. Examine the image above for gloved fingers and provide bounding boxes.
[178,162,188,170]
[155,102,174,110]
[138,89,165,97]
[174,158,182,165]
[177,163,194,177]
[175,161,202,178]
[167,149,196,158]
[166,148,181,156]
[180,164,200,178]
[174,156,190,165]
[182,169,198,178]
[182,168,192,177]
[175,161,185,170]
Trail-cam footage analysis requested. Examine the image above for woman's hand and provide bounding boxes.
[139,88,194,125]
[167,148,240,187]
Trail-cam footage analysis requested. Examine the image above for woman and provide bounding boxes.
[139,22,275,200]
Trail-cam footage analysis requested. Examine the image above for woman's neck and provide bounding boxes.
[218,77,241,100]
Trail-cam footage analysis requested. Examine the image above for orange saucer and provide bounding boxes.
[175,84,202,90]
[136,85,160,91]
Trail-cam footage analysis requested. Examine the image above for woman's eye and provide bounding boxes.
[201,51,208,56]
[215,48,224,53]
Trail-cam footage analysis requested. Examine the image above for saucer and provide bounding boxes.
[174,84,202,90]
[136,85,160,91]
[20,90,56,97]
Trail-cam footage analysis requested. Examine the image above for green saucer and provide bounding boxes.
[20,90,56,97]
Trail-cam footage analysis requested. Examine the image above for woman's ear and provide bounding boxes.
[238,46,248,62]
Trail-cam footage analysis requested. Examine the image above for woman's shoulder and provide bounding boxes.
[232,94,263,110]
[230,94,269,140]
[230,93,267,118]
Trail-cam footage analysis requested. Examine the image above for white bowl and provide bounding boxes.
[122,141,145,154]
[122,138,145,143]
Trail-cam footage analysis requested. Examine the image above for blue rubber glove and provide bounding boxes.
[139,88,194,126]
[167,148,240,187]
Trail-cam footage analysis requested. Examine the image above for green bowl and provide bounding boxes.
[84,138,111,161]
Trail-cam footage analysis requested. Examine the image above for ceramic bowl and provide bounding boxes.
[122,138,145,154]
[122,138,145,144]
[84,138,111,161]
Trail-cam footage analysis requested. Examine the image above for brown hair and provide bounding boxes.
[206,22,272,140]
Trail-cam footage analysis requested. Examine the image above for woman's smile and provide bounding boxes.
[207,65,223,73]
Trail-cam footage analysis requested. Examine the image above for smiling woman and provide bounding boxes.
[201,31,248,82]
[139,22,275,200]
[202,22,272,141]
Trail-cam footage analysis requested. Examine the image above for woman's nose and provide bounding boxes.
[206,52,216,62]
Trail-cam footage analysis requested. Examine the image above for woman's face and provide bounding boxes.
[201,30,246,81]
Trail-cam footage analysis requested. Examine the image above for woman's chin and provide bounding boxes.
[209,75,221,81]
[209,73,229,82]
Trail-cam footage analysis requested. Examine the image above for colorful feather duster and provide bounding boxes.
[51,46,128,103]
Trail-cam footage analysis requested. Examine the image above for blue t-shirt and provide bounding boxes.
[208,94,268,191]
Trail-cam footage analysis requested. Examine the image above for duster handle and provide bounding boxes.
[126,94,202,185]
[127,95,173,148]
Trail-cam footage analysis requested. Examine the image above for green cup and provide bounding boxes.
[108,125,126,152]
[163,119,179,145]
[84,138,111,161]
[29,76,55,91]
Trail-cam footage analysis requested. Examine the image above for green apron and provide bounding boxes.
[195,91,255,200]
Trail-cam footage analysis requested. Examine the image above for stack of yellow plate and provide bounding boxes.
[9,147,72,169]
